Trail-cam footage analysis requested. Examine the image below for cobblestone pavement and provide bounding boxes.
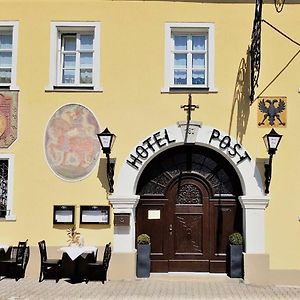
[0,274,300,300]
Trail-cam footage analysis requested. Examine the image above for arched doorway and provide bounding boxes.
[136,145,243,273]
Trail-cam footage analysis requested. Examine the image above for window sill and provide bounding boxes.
[161,86,218,94]
[45,85,103,93]
[0,86,20,92]
[0,214,16,221]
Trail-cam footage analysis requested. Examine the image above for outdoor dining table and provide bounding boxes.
[59,246,97,282]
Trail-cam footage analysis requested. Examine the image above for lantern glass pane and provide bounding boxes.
[99,135,111,149]
[110,135,116,149]
[268,136,280,150]
[263,135,269,150]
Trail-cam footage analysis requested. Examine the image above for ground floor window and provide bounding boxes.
[0,154,15,220]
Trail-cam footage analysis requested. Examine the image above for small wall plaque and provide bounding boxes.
[257,96,287,128]
[114,213,130,226]
[148,210,161,220]
[80,206,110,224]
[53,205,75,224]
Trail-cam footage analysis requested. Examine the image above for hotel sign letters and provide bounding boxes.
[127,127,251,171]
[127,129,176,170]
[209,129,251,164]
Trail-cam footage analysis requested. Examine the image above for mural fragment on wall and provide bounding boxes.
[0,91,18,148]
[45,104,100,181]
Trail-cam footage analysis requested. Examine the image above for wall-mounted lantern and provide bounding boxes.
[97,128,116,194]
[263,128,282,194]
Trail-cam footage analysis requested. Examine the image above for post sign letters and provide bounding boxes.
[209,129,251,164]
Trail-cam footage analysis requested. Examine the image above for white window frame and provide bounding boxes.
[0,154,16,221]
[0,21,19,90]
[162,23,217,93]
[47,22,102,91]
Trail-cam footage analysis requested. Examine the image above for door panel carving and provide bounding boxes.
[176,184,202,204]
[175,215,203,254]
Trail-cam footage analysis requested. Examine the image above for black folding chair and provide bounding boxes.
[85,242,111,284]
[0,240,29,281]
[38,240,61,282]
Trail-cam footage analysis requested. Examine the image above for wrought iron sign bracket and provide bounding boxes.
[250,0,263,104]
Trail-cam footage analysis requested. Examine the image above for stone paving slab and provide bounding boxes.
[0,276,300,300]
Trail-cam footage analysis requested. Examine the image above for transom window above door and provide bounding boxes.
[162,23,217,93]
[47,22,101,91]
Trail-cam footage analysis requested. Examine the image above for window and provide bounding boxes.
[162,23,216,93]
[0,154,15,221]
[0,22,19,90]
[47,22,101,91]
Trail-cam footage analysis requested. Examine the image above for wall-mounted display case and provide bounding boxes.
[80,205,110,224]
[53,205,75,224]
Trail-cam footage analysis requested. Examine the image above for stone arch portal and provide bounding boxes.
[109,122,269,261]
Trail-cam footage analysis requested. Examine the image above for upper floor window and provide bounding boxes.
[0,154,15,221]
[162,23,216,93]
[47,22,101,91]
[0,22,19,90]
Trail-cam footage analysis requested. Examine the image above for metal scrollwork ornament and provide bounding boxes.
[274,0,285,13]
[250,0,263,104]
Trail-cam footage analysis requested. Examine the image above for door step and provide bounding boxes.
[149,272,241,282]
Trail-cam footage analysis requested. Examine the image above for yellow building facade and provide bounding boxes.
[0,0,300,285]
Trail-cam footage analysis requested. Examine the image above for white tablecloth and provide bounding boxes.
[0,244,9,252]
[59,246,97,261]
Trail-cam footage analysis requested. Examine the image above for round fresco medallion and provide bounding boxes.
[45,104,100,181]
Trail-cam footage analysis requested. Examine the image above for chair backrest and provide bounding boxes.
[22,246,30,272]
[38,240,47,262]
[4,246,12,260]
[102,242,112,270]
[16,240,27,265]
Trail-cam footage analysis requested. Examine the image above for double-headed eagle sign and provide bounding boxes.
[258,98,286,126]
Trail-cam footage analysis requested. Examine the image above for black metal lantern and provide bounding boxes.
[263,128,282,194]
[97,128,116,193]
[263,128,282,155]
[97,128,116,155]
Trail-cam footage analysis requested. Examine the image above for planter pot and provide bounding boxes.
[227,244,243,278]
[136,244,151,278]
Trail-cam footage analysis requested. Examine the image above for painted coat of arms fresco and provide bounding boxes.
[257,96,287,128]
[45,104,100,181]
[0,92,18,148]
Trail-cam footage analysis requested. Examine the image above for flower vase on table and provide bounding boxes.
[67,225,81,246]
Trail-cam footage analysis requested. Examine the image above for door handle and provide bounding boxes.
[169,224,173,235]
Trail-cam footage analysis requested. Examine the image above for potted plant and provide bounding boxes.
[136,233,151,278]
[227,232,244,278]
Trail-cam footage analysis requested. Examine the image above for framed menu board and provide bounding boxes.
[80,206,110,224]
[53,205,75,224]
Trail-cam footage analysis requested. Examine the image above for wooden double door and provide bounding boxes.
[136,174,242,273]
